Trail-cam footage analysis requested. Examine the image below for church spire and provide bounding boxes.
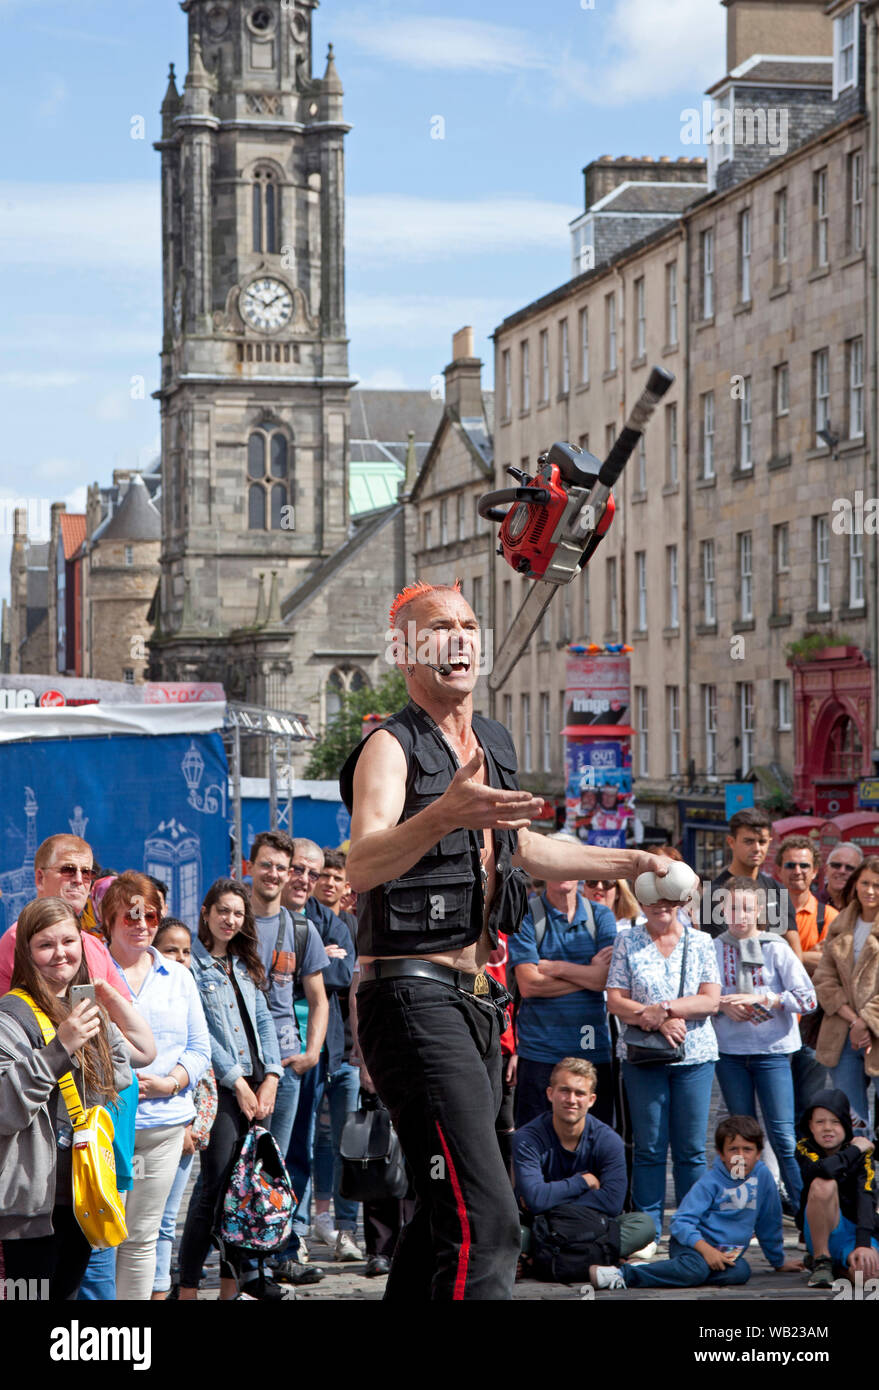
[162,63,179,110]
[323,44,343,96]
[183,32,215,116]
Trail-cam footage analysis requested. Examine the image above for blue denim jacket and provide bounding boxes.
[190,938,282,1090]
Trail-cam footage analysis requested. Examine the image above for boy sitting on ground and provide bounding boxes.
[796,1087,879,1288]
[589,1115,802,1290]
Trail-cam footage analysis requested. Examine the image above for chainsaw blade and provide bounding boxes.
[488,579,559,692]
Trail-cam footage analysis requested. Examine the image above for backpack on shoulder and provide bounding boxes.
[529,1201,621,1284]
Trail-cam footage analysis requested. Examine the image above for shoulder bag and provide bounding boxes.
[622,928,690,1066]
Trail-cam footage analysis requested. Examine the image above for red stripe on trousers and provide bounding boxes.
[434,1120,471,1300]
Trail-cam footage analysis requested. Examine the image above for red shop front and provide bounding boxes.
[790,645,872,812]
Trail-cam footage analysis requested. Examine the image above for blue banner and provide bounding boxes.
[0,732,229,933]
[239,796,351,857]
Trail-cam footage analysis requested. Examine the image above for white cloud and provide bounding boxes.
[333,3,723,103]
[0,182,159,269]
[584,0,726,104]
[348,293,510,338]
[0,371,84,389]
[332,13,549,73]
[347,195,577,263]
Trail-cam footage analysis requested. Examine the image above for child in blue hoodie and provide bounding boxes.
[589,1115,803,1289]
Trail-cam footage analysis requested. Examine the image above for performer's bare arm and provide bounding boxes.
[514,828,670,884]
[347,733,543,894]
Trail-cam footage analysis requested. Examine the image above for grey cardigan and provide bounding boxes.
[0,999,132,1240]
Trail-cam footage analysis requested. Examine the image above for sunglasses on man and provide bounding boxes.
[52,864,98,884]
[290,863,320,882]
[782,861,813,871]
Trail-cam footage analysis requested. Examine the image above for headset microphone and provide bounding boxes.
[425,661,454,676]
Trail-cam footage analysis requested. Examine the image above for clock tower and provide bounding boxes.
[150,0,353,705]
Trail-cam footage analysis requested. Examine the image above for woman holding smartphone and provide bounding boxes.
[105,872,210,1301]
[178,879,282,1301]
[0,897,133,1299]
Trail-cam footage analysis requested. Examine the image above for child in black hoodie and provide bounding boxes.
[796,1087,879,1288]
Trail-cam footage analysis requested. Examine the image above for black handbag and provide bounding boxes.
[623,928,689,1066]
[339,1092,409,1203]
[530,1202,621,1284]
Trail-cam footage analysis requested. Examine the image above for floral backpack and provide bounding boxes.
[217,1124,296,1260]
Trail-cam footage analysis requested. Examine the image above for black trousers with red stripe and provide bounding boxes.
[357,976,521,1300]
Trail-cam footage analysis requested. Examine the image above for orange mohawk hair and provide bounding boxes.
[389,579,463,629]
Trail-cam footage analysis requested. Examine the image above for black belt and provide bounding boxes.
[359,959,491,996]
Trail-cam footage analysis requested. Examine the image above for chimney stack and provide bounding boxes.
[443,326,483,420]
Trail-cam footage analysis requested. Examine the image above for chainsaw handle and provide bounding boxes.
[477,487,552,524]
[598,366,675,490]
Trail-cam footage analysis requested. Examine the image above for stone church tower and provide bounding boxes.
[150,0,354,713]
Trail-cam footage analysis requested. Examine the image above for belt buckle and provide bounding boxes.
[473,972,490,996]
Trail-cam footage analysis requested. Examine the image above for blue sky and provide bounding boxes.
[0,0,726,601]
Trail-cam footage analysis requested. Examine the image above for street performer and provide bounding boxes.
[341,581,671,1300]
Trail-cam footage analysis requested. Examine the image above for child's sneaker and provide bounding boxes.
[590,1264,626,1290]
[807,1256,834,1288]
[629,1240,657,1261]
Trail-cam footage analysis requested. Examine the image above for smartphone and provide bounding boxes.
[69,984,96,1009]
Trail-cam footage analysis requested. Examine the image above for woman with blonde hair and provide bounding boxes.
[0,898,133,1298]
[813,855,879,1133]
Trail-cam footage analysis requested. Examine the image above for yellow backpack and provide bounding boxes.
[10,990,128,1250]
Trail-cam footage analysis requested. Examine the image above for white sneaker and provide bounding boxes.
[591,1265,626,1290]
[296,1237,310,1264]
[312,1213,339,1247]
[335,1231,363,1262]
[630,1240,657,1261]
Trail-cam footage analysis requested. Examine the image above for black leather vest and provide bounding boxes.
[339,702,528,956]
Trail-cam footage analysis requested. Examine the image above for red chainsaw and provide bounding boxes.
[479,365,674,690]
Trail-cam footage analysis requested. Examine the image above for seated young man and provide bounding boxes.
[796,1088,879,1289]
[589,1115,802,1289]
[512,1058,655,1261]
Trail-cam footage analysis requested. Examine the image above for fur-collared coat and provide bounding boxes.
[813,901,879,1076]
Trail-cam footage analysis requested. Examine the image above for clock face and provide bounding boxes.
[241,278,293,332]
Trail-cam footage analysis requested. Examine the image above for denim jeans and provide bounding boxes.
[153,1151,195,1293]
[830,1037,879,1135]
[622,1235,751,1288]
[313,1061,361,1231]
[275,1057,326,1257]
[791,1045,828,1121]
[715,1052,802,1208]
[269,1065,302,1164]
[77,1244,117,1301]
[622,1060,716,1241]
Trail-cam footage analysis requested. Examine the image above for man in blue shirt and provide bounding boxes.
[513,1059,654,1260]
[509,858,617,1127]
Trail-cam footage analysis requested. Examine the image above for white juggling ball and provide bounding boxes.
[634,861,699,905]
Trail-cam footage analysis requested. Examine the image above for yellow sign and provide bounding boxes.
[858,779,879,804]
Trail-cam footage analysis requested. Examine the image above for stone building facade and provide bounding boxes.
[5,512,50,675]
[481,0,877,856]
[146,0,444,759]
